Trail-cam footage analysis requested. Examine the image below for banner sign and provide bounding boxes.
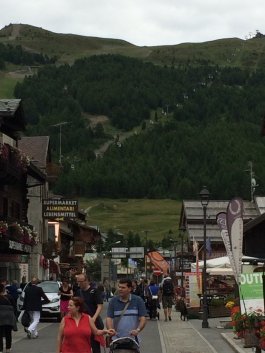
[240,273,264,313]
[216,197,244,284]
[226,198,244,282]
[184,272,201,308]
[42,199,78,219]
[216,211,238,282]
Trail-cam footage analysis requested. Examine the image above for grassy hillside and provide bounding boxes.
[0,23,150,64]
[0,69,24,98]
[78,198,182,242]
[1,23,265,100]
[1,23,265,69]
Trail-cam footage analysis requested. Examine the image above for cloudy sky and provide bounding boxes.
[1,0,265,46]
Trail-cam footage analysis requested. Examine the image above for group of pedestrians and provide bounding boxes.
[56,275,147,353]
[130,274,176,322]
[0,272,183,353]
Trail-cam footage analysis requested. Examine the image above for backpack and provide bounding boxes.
[162,279,174,296]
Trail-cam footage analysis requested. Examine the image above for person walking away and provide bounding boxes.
[58,278,73,319]
[106,278,146,344]
[147,280,160,320]
[6,280,19,304]
[20,276,27,291]
[23,276,50,339]
[131,280,141,296]
[160,274,174,321]
[97,283,106,302]
[0,283,17,353]
[75,273,103,353]
[56,297,114,353]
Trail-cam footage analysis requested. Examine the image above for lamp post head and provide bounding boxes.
[199,186,210,207]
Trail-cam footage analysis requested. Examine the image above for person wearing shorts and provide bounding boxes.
[160,275,174,321]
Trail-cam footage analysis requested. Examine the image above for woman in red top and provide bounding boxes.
[56,297,115,353]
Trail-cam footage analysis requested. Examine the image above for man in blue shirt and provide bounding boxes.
[106,278,146,341]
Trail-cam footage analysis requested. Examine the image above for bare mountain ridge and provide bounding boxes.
[2,23,265,68]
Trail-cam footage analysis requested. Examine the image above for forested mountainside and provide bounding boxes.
[13,54,265,200]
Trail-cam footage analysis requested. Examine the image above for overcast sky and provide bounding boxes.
[1,0,265,46]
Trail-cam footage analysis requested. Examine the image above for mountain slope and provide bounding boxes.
[1,23,265,68]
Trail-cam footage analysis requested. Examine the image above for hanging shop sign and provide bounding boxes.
[42,199,78,219]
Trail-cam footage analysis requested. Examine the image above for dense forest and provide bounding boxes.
[12,54,265,200]
[0,43,56,69]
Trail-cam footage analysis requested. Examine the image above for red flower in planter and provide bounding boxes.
[260,337,265,350]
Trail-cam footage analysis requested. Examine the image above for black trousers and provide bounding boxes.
[91,335,101,353]
[0,325,12,351]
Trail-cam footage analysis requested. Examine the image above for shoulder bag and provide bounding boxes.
[106,300,130,348]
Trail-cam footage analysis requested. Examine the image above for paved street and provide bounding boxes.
[12,318,162,353]
[11,304,250,353]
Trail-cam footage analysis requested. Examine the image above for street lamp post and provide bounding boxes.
[169,238,178,277]
[199,186,210,329]
[179,226,186,288]
[143,230,151,278]
[100,240,121,282]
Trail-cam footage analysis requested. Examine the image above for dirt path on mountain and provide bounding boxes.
[85,113,140,156]
[94,129,138,156]
[10,24,21,39]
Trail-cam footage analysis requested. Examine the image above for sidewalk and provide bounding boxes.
[157,309,254,353]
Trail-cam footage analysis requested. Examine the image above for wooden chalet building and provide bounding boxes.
[0,99,46,281]
[18,136,57,279]
[44,210,101,278]
[179,198,264,259]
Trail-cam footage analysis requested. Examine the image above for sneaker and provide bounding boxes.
[169,316,172,321]
[164,318,168,322]
[32,334,38,339]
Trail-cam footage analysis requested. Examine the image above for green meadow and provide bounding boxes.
[78,198,182,242]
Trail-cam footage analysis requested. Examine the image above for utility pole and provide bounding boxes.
[245,161,258,202]
[51,122,69,165]
[142,230,151,278]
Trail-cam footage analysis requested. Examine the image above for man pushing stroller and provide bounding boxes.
[106,278,147,352]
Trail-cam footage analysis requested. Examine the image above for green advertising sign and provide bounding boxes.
[239,273,264,313]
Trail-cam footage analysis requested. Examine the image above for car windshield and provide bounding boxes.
[38,282,59,293]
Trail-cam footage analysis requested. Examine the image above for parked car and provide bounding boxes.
[17,280,61,321]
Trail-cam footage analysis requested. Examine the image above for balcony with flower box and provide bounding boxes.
[0,143,30,183]
[0,220,39,254]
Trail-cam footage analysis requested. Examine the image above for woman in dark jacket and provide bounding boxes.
[0,283,17,353]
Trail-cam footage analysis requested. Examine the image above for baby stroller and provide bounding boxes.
[109,337,140,353]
